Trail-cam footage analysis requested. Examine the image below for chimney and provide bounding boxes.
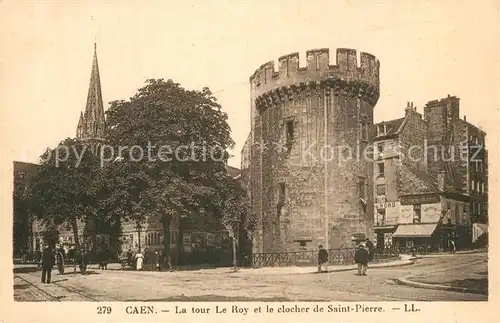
[437,171,446,191]
[405,102,412,115]
[464,115,467,122]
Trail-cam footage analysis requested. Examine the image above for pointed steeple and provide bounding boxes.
[76,111,85,138]
[78,42,106,140]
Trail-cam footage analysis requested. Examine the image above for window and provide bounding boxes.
[277,182,286,216]
[482,182,485,193]
[377,162,385,177]
[299,241,307,247]
[285,120,294,139]
[478,203,481,215]
[360,120,368,142]
[376,184,386,196]
[471,180,475,192]
[377,124,387,136]
[413,204,421,223]
[376,209,386,226]
[358,178,367,199]
[377,143,384,153]
[277,182,286,204]
[455,204,460,224]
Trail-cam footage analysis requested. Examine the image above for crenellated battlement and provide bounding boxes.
[250,48,379,99]
[250,48,380,110]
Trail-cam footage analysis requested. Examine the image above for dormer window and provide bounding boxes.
[377,124,387,136]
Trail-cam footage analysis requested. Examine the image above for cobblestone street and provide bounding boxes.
[14,253,487,302]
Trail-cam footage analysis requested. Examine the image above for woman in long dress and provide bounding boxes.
[135,250,144,270]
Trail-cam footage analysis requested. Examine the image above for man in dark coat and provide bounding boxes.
[317,245,329,273]
[354,243,369,276]
[365,238,375,261]
[41,246,55,283]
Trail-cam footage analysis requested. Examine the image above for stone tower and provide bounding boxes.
[248,48,380,253]
[76,43,106,150]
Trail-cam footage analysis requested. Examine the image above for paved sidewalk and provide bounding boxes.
[396,253,488,295]
[82,256,413,275]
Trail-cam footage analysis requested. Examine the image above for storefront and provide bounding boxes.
[391,222,439,251]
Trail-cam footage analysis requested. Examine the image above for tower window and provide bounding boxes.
[286,120,294,138]
[360,121,369,142]
[358,177,367,200]
[277,182,286,216]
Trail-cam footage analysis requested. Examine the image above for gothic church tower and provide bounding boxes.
[76,43,106,147]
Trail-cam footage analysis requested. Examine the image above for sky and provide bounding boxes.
[1,1,498,168]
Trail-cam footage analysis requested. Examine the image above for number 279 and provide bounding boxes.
[97,306,112,314]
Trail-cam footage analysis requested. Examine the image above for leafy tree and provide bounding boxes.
[27,138,102,268]
[103,79,248,265]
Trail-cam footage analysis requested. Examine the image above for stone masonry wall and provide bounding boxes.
[249,48,380,253]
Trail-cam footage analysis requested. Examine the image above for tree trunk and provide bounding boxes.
[232,233,237,271]
[71,218,80,273]
[162,216,172,269]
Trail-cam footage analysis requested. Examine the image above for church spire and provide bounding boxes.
[76,111,84,139]
[77,42,106,140]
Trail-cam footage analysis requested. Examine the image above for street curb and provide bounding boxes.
[246,259,416,275]
[396,276,488,295]
[325,260,416,273]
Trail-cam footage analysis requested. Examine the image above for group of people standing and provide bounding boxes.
[127,249,165,271]
[317,238,375,276]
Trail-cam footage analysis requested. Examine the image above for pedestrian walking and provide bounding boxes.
[56,247,65,275]
[365,238,375,261]
[450,240,456,253]
[354,243,369,276]
[41,246,55,284]
[317,245,329,273]
[135,249,144,271]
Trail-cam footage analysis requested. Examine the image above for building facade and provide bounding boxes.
[373,96,488,251]
[13,161,39,256]
[247,48,380,253]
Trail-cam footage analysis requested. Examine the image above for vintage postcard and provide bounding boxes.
[1,1,497,322]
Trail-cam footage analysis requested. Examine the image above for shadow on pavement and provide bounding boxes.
[14,284,29,290]
[13,267,40,274]
[447,278,488,294]
[51,279,68,283]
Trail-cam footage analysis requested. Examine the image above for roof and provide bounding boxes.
[392,223,438,238]
[226,165,241,179]
[13,161,39,174]
[400,164,439,195]
[375,117,405,139]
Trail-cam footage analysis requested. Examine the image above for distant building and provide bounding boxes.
[373,97,488,252]
[13,161,39,256]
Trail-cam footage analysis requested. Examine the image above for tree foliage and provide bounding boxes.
[103,79,241,225]
[27,138,102,248]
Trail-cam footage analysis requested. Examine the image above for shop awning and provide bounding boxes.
[392,223,438,238]
[472,223,488,243]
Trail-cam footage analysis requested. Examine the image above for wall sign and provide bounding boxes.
[400,194,440,205]
[376,202,396,209]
